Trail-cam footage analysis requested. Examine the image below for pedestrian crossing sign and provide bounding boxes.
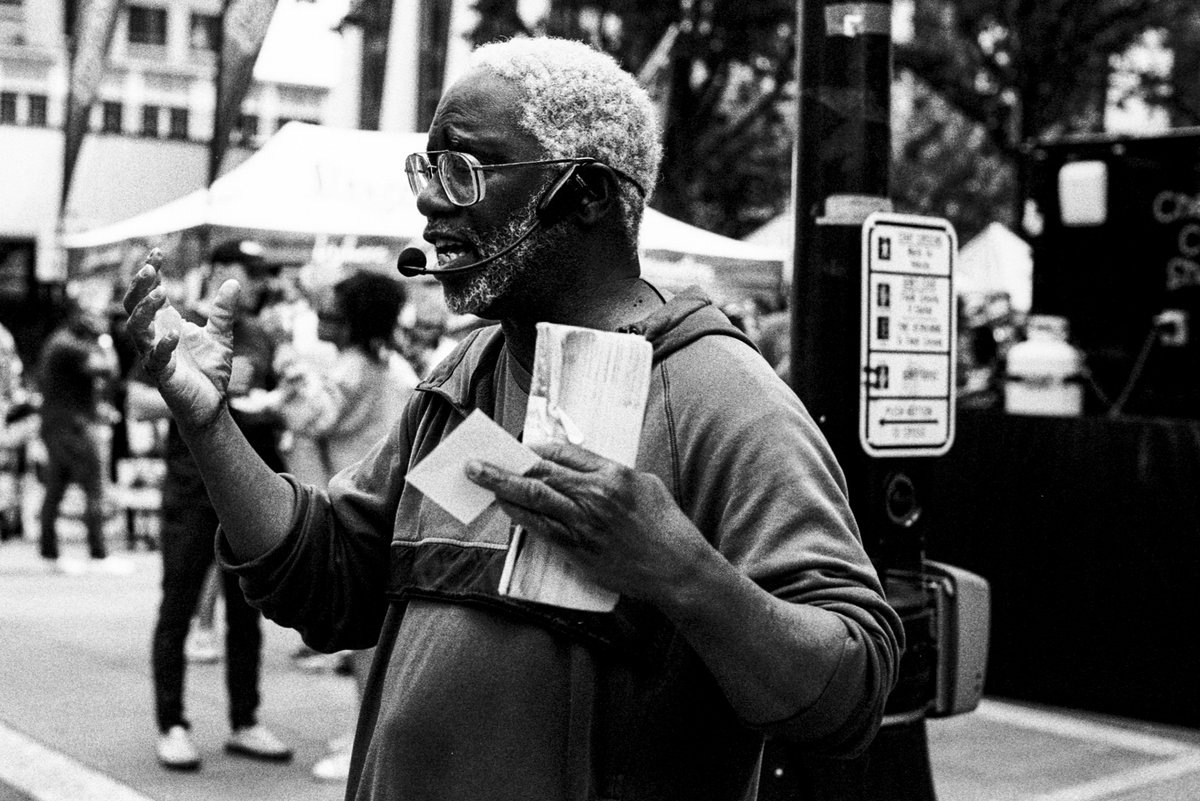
[860,212,957,458]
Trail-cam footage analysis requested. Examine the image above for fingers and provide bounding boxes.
[468,459,576,518]
[123,254,163,316]
[204,278,241,339]
[125,283,168,355]
[527,439,609,473]
[143,329,179,380]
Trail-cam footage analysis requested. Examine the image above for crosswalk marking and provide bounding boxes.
[0,722,153,801]
[976,700,1200,801]
[1032,754,1200,801]
[978,700,1198,758]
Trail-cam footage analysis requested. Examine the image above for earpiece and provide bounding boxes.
[535,162,614,226]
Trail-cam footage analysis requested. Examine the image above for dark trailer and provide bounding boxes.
[1027,127,1200,419]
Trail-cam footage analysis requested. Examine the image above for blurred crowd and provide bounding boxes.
[0,241,473,566]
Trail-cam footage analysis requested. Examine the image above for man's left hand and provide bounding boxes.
[466,442,711,605]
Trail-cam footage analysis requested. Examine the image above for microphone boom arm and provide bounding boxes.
[397,220,542,277]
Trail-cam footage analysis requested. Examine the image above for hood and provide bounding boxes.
[618,285,758,364]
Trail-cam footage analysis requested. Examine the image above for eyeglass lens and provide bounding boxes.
[405,153,480,206]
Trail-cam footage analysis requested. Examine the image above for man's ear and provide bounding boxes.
[574,163,618,227]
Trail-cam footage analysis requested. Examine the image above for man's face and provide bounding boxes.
[416,70,578,318]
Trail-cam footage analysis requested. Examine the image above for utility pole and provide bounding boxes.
[758,2,942,798]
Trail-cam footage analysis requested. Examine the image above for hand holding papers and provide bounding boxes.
[405,323,652,611]
[499,323,652,611]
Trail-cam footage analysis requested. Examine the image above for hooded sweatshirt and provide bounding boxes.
[221,287,903,801]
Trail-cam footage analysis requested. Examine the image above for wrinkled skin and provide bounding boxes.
[122,249,239,430]
[467,440,709,607]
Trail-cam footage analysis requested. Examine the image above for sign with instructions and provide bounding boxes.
[860,213,957,458]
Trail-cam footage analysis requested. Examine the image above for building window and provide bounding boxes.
[101,101,123,133]
[190,13,219,51]
[127,5,168,46]
[141,105,159,137]
[27,94,47,126]
[235,113,258,145]
[167,106,188,140]
[0,92,15,125]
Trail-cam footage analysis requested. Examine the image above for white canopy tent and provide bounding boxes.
[63,122,784,303]
[742,207,794,285]
[956,222,1033,313]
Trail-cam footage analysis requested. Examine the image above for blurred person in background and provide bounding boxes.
[0,319,36,541]
[281,272,417,486]
[127,238,293,771]
[276,270,417,782]
[394,289,458,378]
[35,301,123,574]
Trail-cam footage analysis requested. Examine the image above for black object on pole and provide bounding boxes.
[758,2,939,799]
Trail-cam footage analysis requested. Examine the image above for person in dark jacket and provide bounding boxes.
[35,303,120,572]
[123,37,903,801]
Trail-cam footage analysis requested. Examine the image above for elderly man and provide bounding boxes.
[125,37,902,801]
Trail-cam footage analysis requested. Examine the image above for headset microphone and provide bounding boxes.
[396,220,542,277]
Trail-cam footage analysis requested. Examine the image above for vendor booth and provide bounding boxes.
[62,122,784,306]
[956,222,1033,314]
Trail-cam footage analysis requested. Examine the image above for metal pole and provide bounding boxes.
[759,2,939,798]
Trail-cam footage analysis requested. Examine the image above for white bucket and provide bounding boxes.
[1004,316,1084,417]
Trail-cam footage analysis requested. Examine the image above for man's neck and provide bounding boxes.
[499,276,663,371]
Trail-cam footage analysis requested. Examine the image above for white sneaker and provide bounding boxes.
[94,556,136,576]
[157,725,201,771]
[292,649,348,674]
[225,724,293,762]
[185,627,221,664]
[44,557,86,576]
[311,747,352,783]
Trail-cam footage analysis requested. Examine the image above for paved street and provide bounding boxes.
[2,523,1199,801]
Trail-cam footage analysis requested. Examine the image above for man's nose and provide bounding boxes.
[415,173,456,217]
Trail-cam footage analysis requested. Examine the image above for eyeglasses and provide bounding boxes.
[404,150,645,207]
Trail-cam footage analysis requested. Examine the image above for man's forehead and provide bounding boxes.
[427,70,533,152]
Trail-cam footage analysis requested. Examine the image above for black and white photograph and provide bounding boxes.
[2,1,1199,800]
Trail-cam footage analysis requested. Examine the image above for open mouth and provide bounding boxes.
[429,233,479,271]
[435,246,477,270]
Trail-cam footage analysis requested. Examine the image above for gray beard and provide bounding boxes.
[441,197,576,318]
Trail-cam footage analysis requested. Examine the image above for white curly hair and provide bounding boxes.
[466,36,662,241]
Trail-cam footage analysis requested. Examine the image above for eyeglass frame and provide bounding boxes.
[404,150,646,207]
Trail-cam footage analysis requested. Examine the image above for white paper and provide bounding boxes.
[405,409,539,525]
[498,323,652,611]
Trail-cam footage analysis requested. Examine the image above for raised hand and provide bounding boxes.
[123,249,240,430]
